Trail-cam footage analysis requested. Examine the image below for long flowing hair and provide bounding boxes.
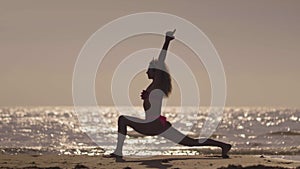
[149,59,172,97]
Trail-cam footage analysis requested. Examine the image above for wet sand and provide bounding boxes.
[0,154,299,169]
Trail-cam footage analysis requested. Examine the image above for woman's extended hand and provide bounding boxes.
[140,90,149,100]
[165,29,176,42]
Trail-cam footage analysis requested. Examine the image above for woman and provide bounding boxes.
[110,30,231,159]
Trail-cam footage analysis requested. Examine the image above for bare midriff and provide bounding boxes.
[142,83,167,127]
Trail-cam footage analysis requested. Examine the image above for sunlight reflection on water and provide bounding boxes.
[0,107,299,156]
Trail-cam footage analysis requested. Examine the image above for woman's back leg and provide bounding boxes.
[159,126,231,158]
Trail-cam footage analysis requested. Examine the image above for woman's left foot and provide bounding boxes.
[222,144,232,158]
[104,153,123,158]
[103,153,125,162]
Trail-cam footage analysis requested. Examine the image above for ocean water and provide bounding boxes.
[0,107,299,158]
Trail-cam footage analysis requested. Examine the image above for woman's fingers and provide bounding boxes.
[166,29,176,37]
[140,90,149,100]
[172,29,176,34]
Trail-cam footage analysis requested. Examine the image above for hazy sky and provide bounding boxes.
[1,0,300,107]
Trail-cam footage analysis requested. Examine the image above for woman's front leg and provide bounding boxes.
[113,115,145,156]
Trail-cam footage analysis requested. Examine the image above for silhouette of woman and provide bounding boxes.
[110,30,231,159]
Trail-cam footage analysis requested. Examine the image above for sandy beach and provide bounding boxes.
[0,154,299,169]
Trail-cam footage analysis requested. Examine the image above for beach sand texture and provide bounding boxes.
[0,154,299,169]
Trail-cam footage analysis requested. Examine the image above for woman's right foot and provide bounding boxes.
[222,144,232,158]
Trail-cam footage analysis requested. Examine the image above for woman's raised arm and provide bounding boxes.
[158,29,176,63]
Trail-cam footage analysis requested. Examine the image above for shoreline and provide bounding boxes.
[0,154,299,169]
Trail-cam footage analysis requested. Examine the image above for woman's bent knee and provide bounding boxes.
[118,115,131,127]
[118,115,126,123]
